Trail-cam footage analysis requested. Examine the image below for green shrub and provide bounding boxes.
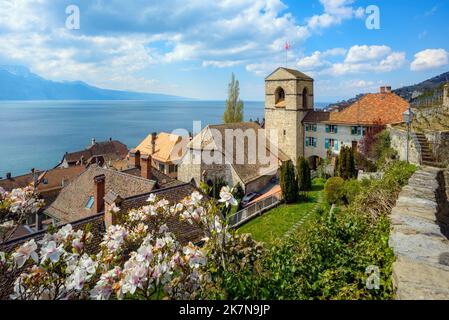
[344,179,362,204]
[280,160,298,203]
[371,130,391,159]
[324,177,345,204]
[251,160,416,300]
[376,147,398,169]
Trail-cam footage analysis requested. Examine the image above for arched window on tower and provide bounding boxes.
[275,87,286,107]
[302,87,309,109]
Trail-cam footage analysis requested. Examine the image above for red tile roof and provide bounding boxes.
[328,92,409,125]
[303,92,409,126]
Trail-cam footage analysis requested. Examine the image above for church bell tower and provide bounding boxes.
[264,67,314,163]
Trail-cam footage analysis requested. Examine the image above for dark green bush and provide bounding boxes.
[324,177,345,204]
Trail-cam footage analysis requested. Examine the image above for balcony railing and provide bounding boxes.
[227,191,283,228]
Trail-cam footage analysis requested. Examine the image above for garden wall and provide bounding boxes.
[388,126,421,165]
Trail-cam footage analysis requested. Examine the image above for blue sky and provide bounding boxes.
[0,0,448,102]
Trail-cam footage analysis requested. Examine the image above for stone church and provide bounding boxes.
[177,67,313,193]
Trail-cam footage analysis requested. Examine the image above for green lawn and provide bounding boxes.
[237,179,325,245]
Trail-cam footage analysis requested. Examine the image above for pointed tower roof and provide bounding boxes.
[265,67,313,81]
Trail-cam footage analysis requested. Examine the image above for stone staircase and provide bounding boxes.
[414,132,446,168]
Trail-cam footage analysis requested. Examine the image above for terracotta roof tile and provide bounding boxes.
[45,166,156,223]
[135,132,189,163]
[63,140,128,165]
[328,92,409,125]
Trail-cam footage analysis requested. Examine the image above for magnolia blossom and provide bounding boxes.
[218,186,238,208]
[102,225,129,254]
[4,188,262,301]
[66,254,98,291]
[183,243,206,269]
[90,267,122,300]
[40,241,64,264]
[146,193,156,203]
[0,251,5,263]
[12,239,39,267]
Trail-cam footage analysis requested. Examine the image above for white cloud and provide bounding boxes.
[0,0,372,92]
[295,45,405,76]
[325,45,406,75]
[296,48,346,71]
[410,49,449,71]
[307,0,363,30]
[345,45,391,63]
[202,60,244,68]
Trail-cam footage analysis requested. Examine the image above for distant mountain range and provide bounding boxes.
[0,65,191,101]
[393,71,449,101]
[324,71,449,111]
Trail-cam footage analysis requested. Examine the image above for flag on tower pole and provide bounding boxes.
[284,40,290,67]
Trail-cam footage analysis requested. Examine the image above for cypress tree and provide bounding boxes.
[280,160,298,203]
[297,157,312,192]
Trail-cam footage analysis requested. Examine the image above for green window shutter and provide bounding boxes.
[326,126,329,133]
[314,125,317,132]
[335,141,339,150]
[325,139,329,149]
[305,138,309,147]
[306,126,309,132]
[334,126,338,134]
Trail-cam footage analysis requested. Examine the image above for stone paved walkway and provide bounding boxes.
[284,191,323,238]
[390,166,449,300]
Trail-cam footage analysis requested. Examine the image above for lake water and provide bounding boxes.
[0,100,328,176]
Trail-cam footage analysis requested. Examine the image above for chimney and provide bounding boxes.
[6,172,11,179]
[104,191,122,229]
[92,138,96,146]
[385,86,392,93]
[380,86,386,94]
[129,150,141,168]
[94,174,106,213]
[150,132,157,154]
[140,155,152,180]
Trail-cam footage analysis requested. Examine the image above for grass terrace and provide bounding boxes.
[238,178,325,245]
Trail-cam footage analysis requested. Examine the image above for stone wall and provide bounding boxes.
[388,126,421,165]
[389,167,449,299]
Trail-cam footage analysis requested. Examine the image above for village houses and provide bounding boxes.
[2,66,410,248]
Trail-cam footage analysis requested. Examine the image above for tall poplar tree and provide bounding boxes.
[223,73,244,123]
